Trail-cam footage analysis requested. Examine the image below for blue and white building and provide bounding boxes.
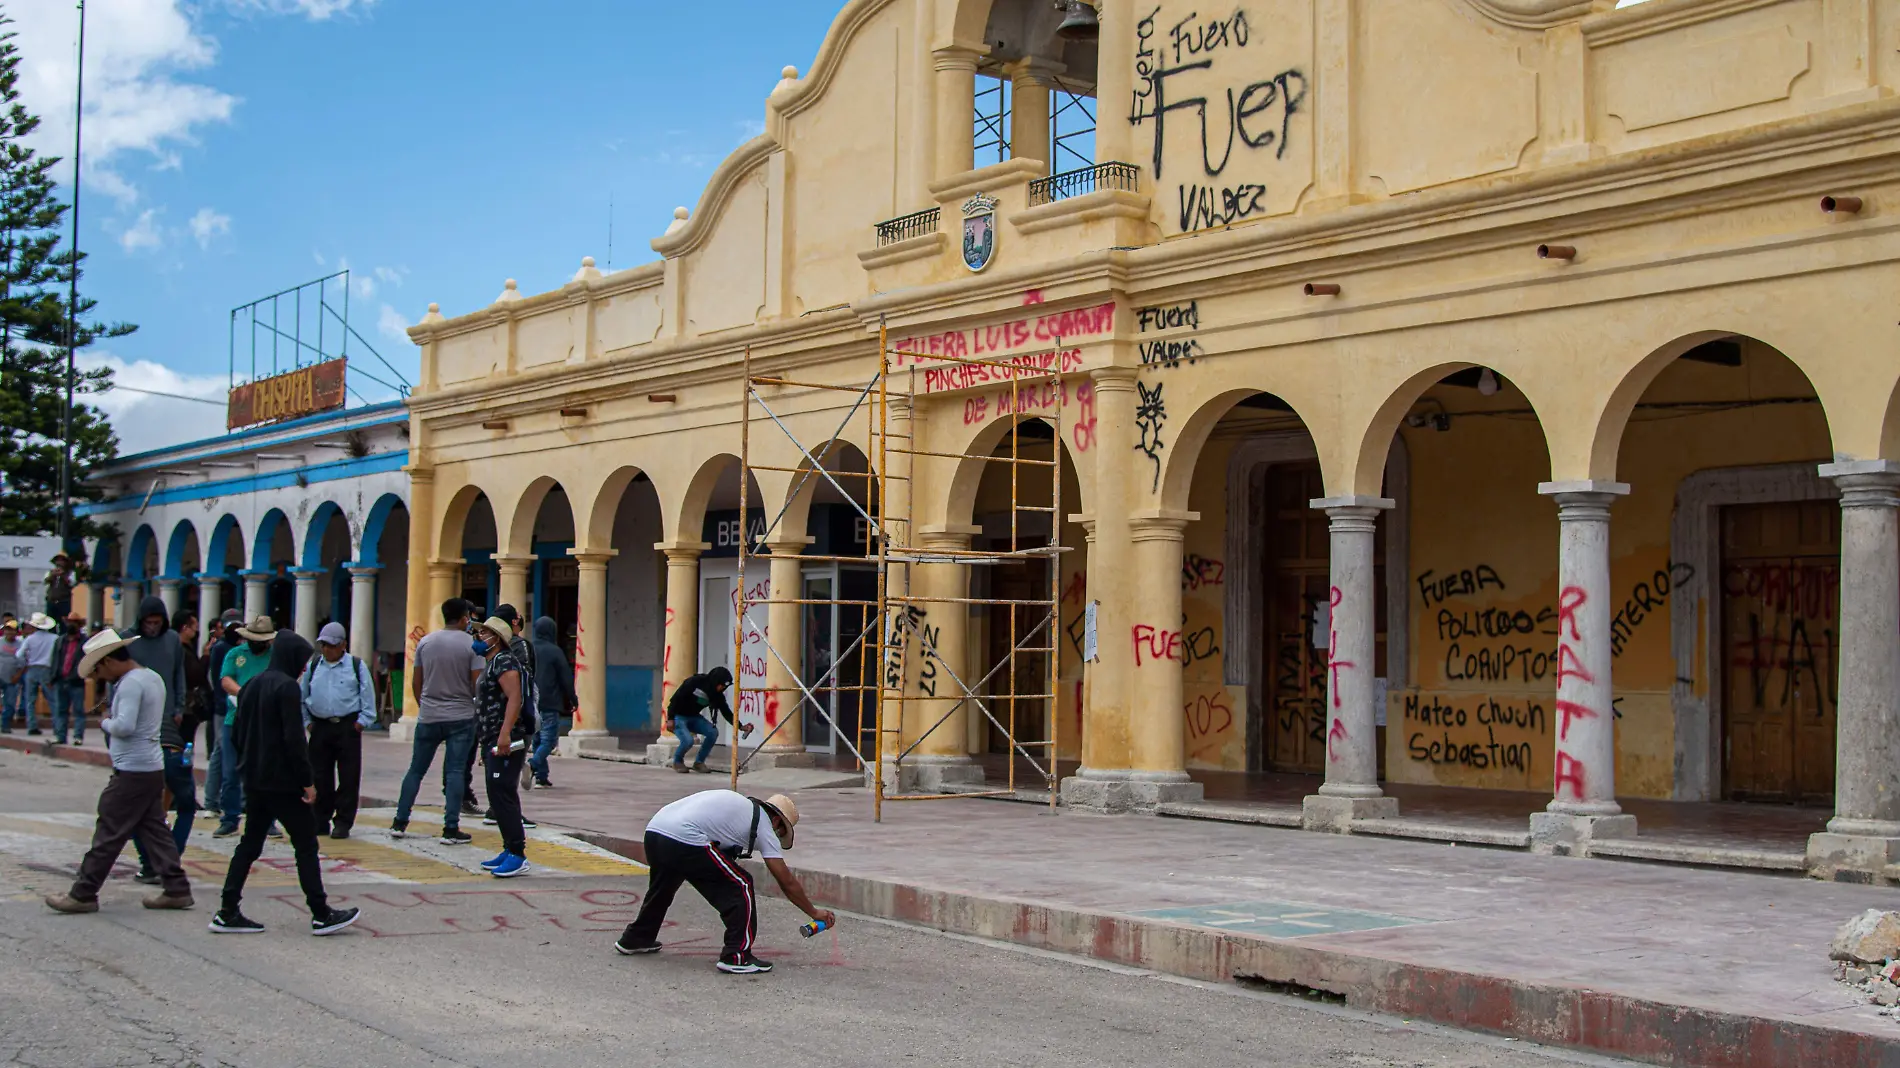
[78,402,411,665]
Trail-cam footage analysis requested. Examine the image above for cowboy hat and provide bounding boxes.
[28,612,56,631]
[236,615,277,642]
[759,793,799,849]
[475,617,514,646]
[78,628,135,678]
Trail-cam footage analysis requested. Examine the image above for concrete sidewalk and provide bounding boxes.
[11,733,1895,1067]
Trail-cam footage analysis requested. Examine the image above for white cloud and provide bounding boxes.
[377,303,413,347]
[118,208,162,252]
[188,206,230,248]
[227,0,379,19]
[373,265,405,286]
[78,351,230,455]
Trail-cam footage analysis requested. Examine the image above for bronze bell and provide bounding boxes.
[1055,0,1098,40]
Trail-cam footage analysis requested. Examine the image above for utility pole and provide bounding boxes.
[58,0,85,548]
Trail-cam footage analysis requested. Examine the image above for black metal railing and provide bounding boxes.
[1027,161,1140,207]
[875,206,942,247]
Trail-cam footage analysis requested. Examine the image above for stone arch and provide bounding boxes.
[1589,329,1835,484]
[301,501,354,569]
[358,494,407,567]
[674,453,766,547]
[1158,386,1336,515]
[948,0,998,43]
[1350,361,1560,496]
[90,535,119,577]
[945,414,1084,528]
[773,439,875,545]
[164,518,199,579]
[581,467,659,551]
[206,515,245,578]
[504,475,570,557]
[436,483,489,560]
[251,508,293,573]
[126,524,159,581]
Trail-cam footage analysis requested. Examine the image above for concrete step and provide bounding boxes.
[1156,800,1304,828]
[1586,837,1807,873]
[1348,817,1532,849]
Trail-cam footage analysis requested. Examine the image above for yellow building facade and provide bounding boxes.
[401,0,1900,877]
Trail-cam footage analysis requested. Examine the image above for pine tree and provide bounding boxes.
[0,9,133,539]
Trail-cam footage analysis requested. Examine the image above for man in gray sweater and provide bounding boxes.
[44,629,194,913]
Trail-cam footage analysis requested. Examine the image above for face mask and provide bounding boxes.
[471,637,489,655]
[248,640,269,654]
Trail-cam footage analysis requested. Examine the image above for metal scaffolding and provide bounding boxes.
[729,321,1068,819]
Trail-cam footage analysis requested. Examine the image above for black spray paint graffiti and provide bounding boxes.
[1430,561,1697,683]
[1134,380,1168,493]
[1130,6,1308,233]
[1137,301,1204,369]
[884,604,927,691]
[1608,563,1696,657]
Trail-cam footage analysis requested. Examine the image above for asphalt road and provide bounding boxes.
[0,753,1635,1068]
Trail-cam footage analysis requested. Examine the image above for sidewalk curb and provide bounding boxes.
[573,830,1892,1068]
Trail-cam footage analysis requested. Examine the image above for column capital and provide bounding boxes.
[1539,480,1628,521]
[238,569,273,584]
[764,536,815,556]
[290,567,327,581]
[197,572,228,588]
[345,564,382,579]
[404,462,435,483]
[931,41,986,72]
[426,559,462,579]
[1311,495,1394,514]
[1006,55,1067,87]
[491,553,537,572]
[918,522,981,551]
[567,547,618,568]
[1090,366,1139,392]
[1128,510,1197,542]
[655,539,710,562]
[156,576,185,589]
[1820,460,1900,507]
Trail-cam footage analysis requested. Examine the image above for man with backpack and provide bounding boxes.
[300,622,375,839]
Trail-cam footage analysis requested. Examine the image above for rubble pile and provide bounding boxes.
[1831,910,1900,1016]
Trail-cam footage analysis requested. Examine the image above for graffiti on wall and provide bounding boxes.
[959,377,1099,456]
[1137,301,1204,369]
[1134,380,1168,493]
[891,303,1114,393]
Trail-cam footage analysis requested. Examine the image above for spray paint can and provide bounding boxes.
[799,919,829,938]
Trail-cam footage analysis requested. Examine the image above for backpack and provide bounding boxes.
[722,799,767,861]
[300,654,370,721]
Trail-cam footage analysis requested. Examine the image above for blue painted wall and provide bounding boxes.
[603,665,658,731]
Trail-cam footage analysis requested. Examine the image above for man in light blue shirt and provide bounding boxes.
[301,622,375,839]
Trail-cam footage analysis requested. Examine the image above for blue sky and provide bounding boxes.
[14,0,838,453]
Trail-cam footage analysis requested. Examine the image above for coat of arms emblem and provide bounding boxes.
[961,193,998,272]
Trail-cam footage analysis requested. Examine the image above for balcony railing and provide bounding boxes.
[1027,161,1140,207]
[875,206,942,247]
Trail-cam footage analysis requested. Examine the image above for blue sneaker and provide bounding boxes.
[480,851,509,870]
[490,853,529,878]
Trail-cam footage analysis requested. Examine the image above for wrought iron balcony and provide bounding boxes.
[874,206,942,247]
[1027,161,1140,207]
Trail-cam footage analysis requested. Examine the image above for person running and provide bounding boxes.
[48,613,89,744]
[301,622,374,839]
[527,616,575,788]
[471,617,533,878]
[614,789,830,974]
[214,617,283,840]
[42,629,194,914]
[209,629,358,936]
[391,598,484,845]
[665,666,733,773]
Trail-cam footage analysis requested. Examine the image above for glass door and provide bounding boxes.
[802,570,836,750]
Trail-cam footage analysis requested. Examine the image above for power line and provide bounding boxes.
[98,383,225,406]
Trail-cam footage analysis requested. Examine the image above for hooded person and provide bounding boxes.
[210,629,359,937]
[527,617,576,788]
[664,666,734,773]
[127,599,197,884]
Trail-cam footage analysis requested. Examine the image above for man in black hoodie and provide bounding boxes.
[528,617,575,788]
[665,666,733,773]
[209,631,361,936]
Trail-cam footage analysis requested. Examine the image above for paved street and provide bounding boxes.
[0,754,1633,1068]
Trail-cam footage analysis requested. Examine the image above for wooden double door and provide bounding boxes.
[1722,500,1839,803]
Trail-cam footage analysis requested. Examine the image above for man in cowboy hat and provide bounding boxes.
[614,788,833,973]
[43,629,194,913]
[43,552,80,619]
[15,612,58,735]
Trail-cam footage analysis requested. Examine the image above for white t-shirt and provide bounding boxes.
[646,789,783,859]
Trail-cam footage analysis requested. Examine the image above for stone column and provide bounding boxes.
[758,537,812,763]
[348,565,379,663]
[292,568,324,641]
[396,464,436,741]
[1008,62,1055,171]
[100,583,120,631]
[427,560,459,610]
[1124,513,1203,804]
[1807,461,1900,880]
[933,45,981,177]
[197,576,223,636]
[1303,498,1398,831]
[568,549,617,743]
[1530,481,1636,852]
[240,570,270,623]
[118,583,141,629]
[902,525,985,792]
[653,544,706,756]
[156,577,183,616]
[493,554,534,617]
[86,583,106,629]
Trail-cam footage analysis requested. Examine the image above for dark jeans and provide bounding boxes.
[462,732,481,808]
[50,679,85,741]
[483,748,527,855]
[308,718,363,833]
[216,718,244,824]
[221,790,327,917]
[135,748,198,872]
[529,711,562,782]
[622,831,756,958]
[672,714,718,765]
[71,769,190,901]
[395,719,474,830]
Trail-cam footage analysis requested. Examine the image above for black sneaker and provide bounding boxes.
[209,910,264,934]
[132,869,160,885]
[266,825,283,839]
[311,907,360,936]
[389,819,409,838]
[715,953,773,974]
[534,778,553,789]
[614,937,662,955]
[480,812,497,826]
[461,797,482,816]
[26,728,41,736]
[521,817,537,829]
[329,827,350,840]
[211,823,240,839]
[439,828,472,845]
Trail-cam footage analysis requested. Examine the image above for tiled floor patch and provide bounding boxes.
[1132,899,1431,939]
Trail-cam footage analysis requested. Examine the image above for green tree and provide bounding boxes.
[0,9,133,539]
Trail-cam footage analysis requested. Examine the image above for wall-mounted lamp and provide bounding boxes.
[1303,283,1340,297]
[1477,369,1500,397]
